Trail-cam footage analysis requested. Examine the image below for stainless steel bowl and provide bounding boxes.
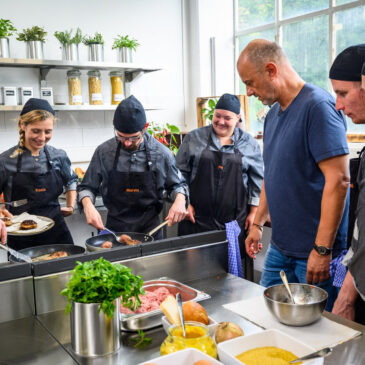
[263,283,328,326]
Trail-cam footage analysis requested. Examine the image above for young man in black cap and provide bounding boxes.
[176,93,263,240]
[78,95,188,239]
[329,45,365,324]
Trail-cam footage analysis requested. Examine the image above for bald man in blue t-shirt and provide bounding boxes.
[237,39,349,311]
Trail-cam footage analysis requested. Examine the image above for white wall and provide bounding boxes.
[0,0,236,164]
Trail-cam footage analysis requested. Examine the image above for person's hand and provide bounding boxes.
[61,206,74,217]
[185,204,195,223]
[0,220,6,245]
[332,294,356,321]
[245,226,263,259]
[306,249,331,284]
[83,199,104,230]
[0,208,13,219]
[245,211,255,231]
[166,193,187,225]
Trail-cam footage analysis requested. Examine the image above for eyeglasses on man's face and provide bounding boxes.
[115,131,143,142]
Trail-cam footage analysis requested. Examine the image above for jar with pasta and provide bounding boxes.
[67,69,82,105]
[87,70,102,105]
[109,71,124,105]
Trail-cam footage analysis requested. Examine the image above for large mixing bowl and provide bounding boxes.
[263,283,328,326]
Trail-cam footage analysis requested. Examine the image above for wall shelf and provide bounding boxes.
[0,58,161,82]
[0,105,163,112]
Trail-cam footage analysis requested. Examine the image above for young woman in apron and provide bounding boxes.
[0,99,77,250]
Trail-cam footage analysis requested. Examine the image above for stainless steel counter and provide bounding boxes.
[35,274,365,365]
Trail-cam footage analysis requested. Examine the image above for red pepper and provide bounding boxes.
[163,129,167,136]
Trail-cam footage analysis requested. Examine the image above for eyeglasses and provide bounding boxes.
[115,131,143,142]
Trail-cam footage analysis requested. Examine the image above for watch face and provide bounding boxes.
[318,246,327,255]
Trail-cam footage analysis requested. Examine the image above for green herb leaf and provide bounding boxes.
[112,34,140,50]
[61,258,144,318]
[0,19,17,38]
[83,32,104,45]
[17,26,47,43]
[131,330,152,348]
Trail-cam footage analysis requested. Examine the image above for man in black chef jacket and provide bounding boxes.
[329,45,365,324]
[77,95,188,239]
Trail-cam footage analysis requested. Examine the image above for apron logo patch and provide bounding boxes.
[35,188,46,192]
[126,188,140,192]
[218,165,224,170]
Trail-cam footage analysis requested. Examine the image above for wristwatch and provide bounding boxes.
[313,243,332,256]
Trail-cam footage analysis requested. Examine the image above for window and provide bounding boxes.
[235,0,365,137]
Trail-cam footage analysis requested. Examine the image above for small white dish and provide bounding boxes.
[217,328,323,365]
[138,347,223,365]
[161,315,218,337]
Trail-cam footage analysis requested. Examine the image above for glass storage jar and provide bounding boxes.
[160,321,218,358]
[87,70,102,105]
[109,71,124,105]
[67,69,82,105]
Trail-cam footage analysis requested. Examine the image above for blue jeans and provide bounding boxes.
[260,243,338,311]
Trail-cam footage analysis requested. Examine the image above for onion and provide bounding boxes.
[214,322,244,344]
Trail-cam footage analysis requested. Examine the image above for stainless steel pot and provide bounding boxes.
[0,38,10,58]
[26,41,44,59]
[117,47,133,63]
[71,299,120,357]
[88,44,104,62]
[62,44,79,61]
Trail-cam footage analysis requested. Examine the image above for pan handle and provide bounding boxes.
[147,220,169,236]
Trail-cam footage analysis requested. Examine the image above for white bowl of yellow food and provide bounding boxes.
[217,329,323,365]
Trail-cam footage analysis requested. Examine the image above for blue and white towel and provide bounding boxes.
[330,249,348,288]
[225,220,243,278]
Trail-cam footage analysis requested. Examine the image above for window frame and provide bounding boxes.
[234,0,365,140]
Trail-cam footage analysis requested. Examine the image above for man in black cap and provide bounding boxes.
[329,45,365,324]
[77,95,188,239]
[176,93,263,240]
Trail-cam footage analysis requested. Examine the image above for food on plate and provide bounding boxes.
[119,234,141,246]
[215,321,244,344]
[32,250,68,262]
[101,240,113,248]
[1,217,13,226]
[235,346,301,365]
[75,167,85,179]
[20,219,37,230]
[182,300,209,325]
[120,287,172,314]
[160,295,180,324]
[194,361,213,365]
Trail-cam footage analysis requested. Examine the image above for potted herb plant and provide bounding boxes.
[112,34,139,63]
[0,19,17,58]
[83,32,104,61]
[201,98,218,125]
[54,28,82,61]
[147,122,181,155]
[16,26,47,59]
[61,257,144,357]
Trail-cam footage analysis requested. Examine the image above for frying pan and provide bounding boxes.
[9,244,85,263]
[86,232,154,252]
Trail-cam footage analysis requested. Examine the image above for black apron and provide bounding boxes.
[105,141,163,239]
[178,133,249,236]
[8,146,74,250]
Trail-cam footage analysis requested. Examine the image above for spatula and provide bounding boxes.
[1,199,28,207]
[0,243,32,263]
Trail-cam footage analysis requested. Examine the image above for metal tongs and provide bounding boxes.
[0,243,32,263]
[0,199,28,207]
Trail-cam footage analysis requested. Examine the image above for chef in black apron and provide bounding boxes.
[78,95,188,239]
[0,99,77,250]
[176,94,263,243]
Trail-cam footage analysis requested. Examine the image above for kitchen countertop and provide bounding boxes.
[4,274,360,365]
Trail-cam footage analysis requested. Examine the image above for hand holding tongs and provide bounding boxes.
[0,199,28,207]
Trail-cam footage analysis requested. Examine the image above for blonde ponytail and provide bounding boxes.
[10,110,54,158]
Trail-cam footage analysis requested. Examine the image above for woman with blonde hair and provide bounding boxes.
[0,98,77,250]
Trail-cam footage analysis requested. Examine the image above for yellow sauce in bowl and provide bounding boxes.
[236,346,302,365]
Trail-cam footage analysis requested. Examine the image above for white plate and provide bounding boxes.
[139,348,223,365]
[6,215,55,236]
[218,329,323,365]
[161,315,218,338]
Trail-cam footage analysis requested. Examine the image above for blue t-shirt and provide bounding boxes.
[263,83,349,258]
